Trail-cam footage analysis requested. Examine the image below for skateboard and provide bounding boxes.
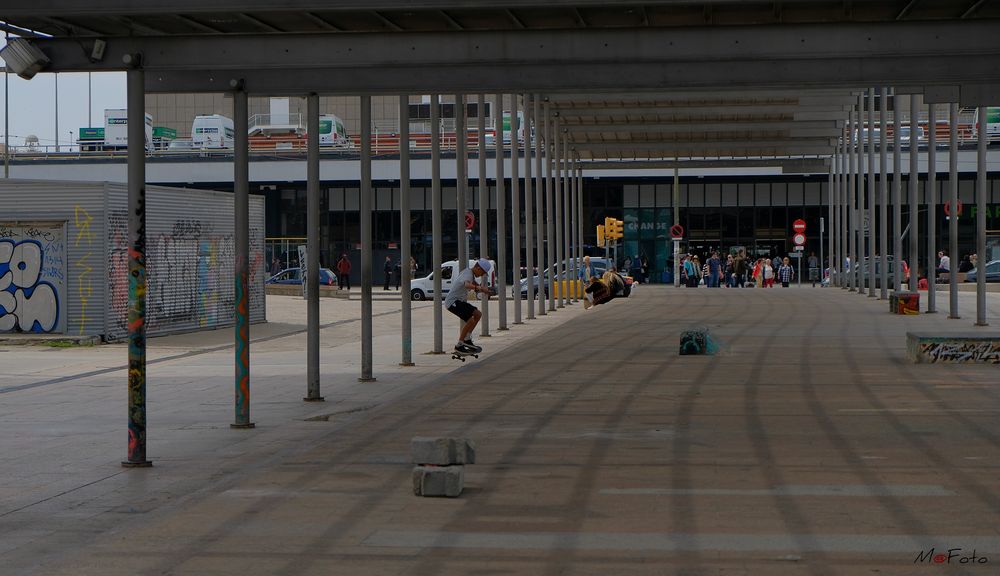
[451,348,481,362]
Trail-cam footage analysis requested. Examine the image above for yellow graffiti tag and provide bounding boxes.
[74,206,94,247]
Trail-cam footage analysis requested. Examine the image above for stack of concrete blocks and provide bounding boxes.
[411,437,476,498]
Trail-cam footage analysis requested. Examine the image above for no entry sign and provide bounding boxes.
[465,211,475,231]
[793,219,807,234]
[669,224,684,239]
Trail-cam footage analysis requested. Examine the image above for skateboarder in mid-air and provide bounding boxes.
[444,258,493,355]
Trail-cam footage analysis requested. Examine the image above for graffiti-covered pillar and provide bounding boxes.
[233,86,256,426]
[123,62,151,468]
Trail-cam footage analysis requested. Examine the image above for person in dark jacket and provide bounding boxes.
[336,254,352,290]
[383,256,393,290]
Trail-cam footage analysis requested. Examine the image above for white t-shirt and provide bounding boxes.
[939,255,950,271]
[444,267,475,308]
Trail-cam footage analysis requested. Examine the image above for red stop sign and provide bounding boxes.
[793,219,807,234]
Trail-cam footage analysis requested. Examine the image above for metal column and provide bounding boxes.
[673,167,681,287]
[926,104,937,313]
[854,94,871,296]
[360,95,375,382]
[975,106,989,326]
[400,95,414,366]
[303,94,322,401]
[848,104,857,292]
[832,150,839,286]
[553,115,564,308]
[234,88,257,419]
[431,95,443,352]
[827,165,834,286]
[534,95,546,317]
[840,133,848,288]
[456,94,468,267]
[879,87,889,300]
[893,92,903,294]
[544,101,556,312]
[511,94,523,324]
[478,94,490,337]
[495,93,508,330]
[523,93,535,320]
[948,103,960,319]
[908,94,919,296]
[565,133,575,303]
[123,65,151,467]
[867,90,876,297]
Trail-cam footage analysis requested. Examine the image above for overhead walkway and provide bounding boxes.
[1,287,998,574]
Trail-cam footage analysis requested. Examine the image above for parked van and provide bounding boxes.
[319,114,352,148]
[972,106,1000,142]
[410,259,497,301]
[104,108,153,151]
[191,114,235,149]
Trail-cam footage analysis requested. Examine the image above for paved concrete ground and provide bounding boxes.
[1,286,998,575]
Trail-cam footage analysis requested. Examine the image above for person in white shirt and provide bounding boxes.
[444,258,493,353]
[936,250,951,278]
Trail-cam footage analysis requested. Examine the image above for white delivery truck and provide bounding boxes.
[192,114,235,149]
[104,109,153,151]
[319,114,352,148]
[410,259,496,301]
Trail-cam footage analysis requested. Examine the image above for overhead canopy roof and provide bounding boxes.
[3,1,999,165]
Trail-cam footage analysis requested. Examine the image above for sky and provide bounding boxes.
[2,36,126,150]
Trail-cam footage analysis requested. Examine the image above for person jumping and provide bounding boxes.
[444,258,492,354]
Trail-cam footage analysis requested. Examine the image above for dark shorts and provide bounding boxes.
[447,300,476,321]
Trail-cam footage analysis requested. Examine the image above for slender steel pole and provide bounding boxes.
[840,128,847,288]
[523,93,535,320]
[856,93,864,296]
[303,93,322,401]
[578,162,584,282]
[893,92,903,294]
[544,101,556,312]
[832,150,839,286]
[926,103,937,313]
[975,106,988,326]
[534,95,546,317]
[553,115,564,308]
[867,90,876,297]
[908,94,919,296]
[456,94,467,267]
[54,73,58,152]
[233,88,258,418]
[400,95,414,366]
[948,102,960,319]
[511,94,523,324]
[571,152,579,301]
[879,87,888,300]
[827,164,833,286]
[495,94,508,329]
[478,94,490,336]
[848,104,857,292]
[565,132,575,303]
[360,95,375,381]
[123,65,151,467]
[431,94,443,352]
[3,33,8,178]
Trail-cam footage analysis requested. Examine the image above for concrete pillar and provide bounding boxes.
[304,93,322,401]
[360,95,375,382]
[123,65,152,467]
[400,95,414,366]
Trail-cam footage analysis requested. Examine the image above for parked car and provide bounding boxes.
[266,267,337,286]
[410,259,496,301]
[964,260,1000,283]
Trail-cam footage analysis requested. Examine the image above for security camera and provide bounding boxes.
[0,38,50,80]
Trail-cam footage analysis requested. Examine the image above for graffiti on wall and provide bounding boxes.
[0,223,66,333]
[74,206,95,335]
[920,341,1000,364]
[107,213,263,336]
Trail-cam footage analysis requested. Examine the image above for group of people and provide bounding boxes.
[680,250,821,289]
[333,254,420,291]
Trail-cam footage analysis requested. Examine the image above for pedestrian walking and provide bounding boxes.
[383,256,393,291]
[707,251,721,288]
[778,257,794,287]
[807,251,819,287]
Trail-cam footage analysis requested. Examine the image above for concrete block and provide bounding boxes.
[889,291,919,315]
[412,465,464,497]
[410,437,476,465]
[907,332,1000,364]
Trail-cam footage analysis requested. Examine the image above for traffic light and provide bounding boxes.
[597,224,606,247]
[612,219,624,240]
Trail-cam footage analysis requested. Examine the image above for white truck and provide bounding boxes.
[973,107,1000,142]
[410,259,496,301]
[319,114,352,148]
[191,114,235,149]
[104,109,153,151]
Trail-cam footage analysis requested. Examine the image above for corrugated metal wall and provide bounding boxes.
[0,179,264,340]
[0,180,108,337]
[104,183,266,340]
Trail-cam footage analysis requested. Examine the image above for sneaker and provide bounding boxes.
[463,339,482,352]
[455,343,477,354]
